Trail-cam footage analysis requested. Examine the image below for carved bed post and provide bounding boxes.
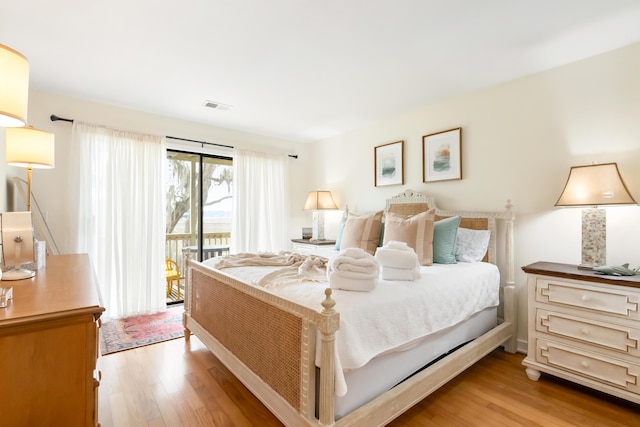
[318,288,340,426]
[503,200,517,353]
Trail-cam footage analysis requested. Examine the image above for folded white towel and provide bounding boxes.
[328,247,379,291]
[380,265,421,281]
[328,248,379,280]
[375,242,420,269]
[329,271,377,292]
[385,240,412,250]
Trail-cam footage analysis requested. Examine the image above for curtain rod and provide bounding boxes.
[50,114,298,158]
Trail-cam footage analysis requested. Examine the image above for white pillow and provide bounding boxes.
[455,227,490,262]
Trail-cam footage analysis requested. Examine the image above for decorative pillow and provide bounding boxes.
[335,214,347,250]
[455,227,491,262]
[433,216,461,264]
[382,210,435,265]
[340,211,383,255]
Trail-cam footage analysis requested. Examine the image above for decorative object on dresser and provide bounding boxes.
[302,226,312,239]
[374,140,404,187]
[422,127,462,182]
[303,190,338,242]
[0,43,29,127]
[0,254,104,426]
[522,261,640,405]
[5,126,55,211]
[555,162,636,269]
[0,211,36,280]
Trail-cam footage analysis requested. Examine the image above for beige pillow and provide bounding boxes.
[383,210,435,265]
[340,211,383,255]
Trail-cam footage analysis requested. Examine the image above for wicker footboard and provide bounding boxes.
[192,269,303,407]
[183,260,339,426]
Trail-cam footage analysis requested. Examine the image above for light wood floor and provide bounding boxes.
[98,337,640,426]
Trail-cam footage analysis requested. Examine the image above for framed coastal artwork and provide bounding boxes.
[422,127,462,182]
[374,140,404,187]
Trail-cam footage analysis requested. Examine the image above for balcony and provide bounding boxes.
[165,231,230,302]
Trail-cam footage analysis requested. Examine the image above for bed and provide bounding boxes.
[183,189,516,426]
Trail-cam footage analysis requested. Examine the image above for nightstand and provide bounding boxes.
[291,239,336,254]
[522,261,640,404]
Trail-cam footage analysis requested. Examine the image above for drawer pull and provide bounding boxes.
[580,328,590,336]
[581,360,589,369]
[581,295,591,302]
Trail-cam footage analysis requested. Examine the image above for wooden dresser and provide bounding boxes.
[522,261,640,404]
[0,254,105,426]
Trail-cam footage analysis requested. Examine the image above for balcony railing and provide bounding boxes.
[166,232,231,275]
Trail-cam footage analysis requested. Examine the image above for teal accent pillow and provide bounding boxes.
[433,216,461,264]
[335,215,346,250]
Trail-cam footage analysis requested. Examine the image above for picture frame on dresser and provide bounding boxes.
[374,140,404,187]
[423,127,462,182]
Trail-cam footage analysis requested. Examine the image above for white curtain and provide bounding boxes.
[231,149,289,253]
[70,122,166,319]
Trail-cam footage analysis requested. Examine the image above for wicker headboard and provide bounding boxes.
[384,189,507,264]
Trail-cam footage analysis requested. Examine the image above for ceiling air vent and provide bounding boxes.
[203,100,232,111]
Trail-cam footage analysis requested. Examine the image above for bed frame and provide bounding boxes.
[183,189,516,426]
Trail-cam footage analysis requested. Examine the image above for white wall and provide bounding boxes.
[1,90,315,253]
[310,42,640,350]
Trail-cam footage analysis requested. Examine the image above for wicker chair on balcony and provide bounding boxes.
[165,257,181,299]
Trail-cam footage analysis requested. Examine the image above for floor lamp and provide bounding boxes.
[555,162,636,269]
[5,126,55,211]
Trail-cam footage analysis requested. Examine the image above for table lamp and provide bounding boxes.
[0,44,29,127]
[5,126,55,211]
[555,162,636,269]
[303,190,338,241]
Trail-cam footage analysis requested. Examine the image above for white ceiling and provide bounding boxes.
[3,0,640,143]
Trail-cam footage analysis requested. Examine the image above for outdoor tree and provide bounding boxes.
[165,159,232,234]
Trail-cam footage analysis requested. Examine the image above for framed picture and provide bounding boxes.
[374,140,404,187]
[422,127,462,182]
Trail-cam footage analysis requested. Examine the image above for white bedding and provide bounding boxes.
[203,257,500,396]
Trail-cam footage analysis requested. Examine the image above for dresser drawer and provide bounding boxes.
[536,309,640,357]
[536,279,640,320]
[536,339,640,392]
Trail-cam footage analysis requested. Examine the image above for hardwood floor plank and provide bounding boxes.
[98,337,640,426]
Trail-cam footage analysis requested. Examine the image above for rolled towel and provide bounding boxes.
[374,241,420,269]
[329,271,377,292]
[381,265,421,281]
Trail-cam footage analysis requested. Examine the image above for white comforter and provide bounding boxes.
[203,258,500,395]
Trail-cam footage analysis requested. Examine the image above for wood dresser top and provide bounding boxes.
[0,253,104,325]
[522,261,640,289]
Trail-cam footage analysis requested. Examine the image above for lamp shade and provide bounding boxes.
[555,163,636,207]
[6,126,55,168]
[0,44,29,127]
[303,190,338,210]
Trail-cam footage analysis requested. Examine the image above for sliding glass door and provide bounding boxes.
[165,150,232,302]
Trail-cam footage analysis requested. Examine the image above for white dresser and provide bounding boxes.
[522,261,640,404]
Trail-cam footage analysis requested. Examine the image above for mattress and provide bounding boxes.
[334,306,496,418]
[203,257,500,399]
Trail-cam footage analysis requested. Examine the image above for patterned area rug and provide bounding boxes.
[100,304,186,355]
